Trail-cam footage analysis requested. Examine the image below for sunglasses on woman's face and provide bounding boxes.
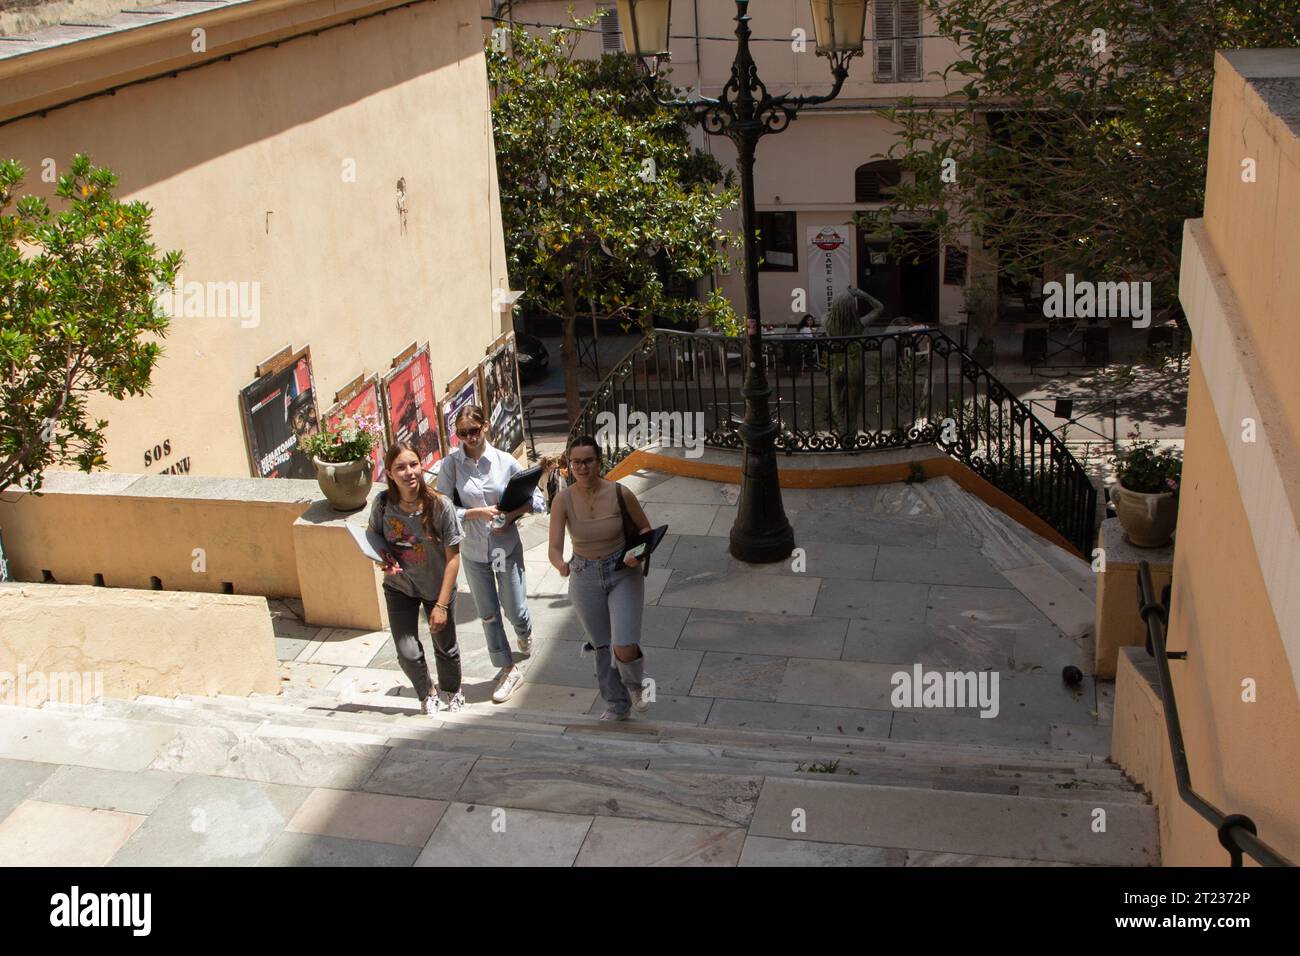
[456,426,483,440]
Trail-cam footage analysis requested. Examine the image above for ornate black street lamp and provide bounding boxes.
[617,0,868,563]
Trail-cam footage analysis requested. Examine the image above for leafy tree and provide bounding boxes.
[862,0,1300,325]
[487,18,739,425]
[1,154,181,493]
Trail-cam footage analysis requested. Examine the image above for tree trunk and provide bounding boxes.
[561,273,581,429]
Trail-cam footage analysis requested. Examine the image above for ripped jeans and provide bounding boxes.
[461,540,532,670]
[568,552,646,716]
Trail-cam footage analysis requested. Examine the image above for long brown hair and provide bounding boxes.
[383,442,448,544]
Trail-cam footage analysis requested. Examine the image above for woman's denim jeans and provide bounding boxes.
[461,540,532,670]
[568,552,645,715]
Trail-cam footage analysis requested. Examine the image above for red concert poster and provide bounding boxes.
[382,345,442,471]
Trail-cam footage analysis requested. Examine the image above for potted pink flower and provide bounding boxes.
[300,414,383,511]
[1109,429,1182,548]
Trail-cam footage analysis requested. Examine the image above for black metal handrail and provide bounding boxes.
[1136,561,1293,867]
[570,327,1098,554]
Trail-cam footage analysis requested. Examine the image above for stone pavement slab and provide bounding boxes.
[748,778,1156,865]
[659,569,821,616]
[873,545,1013,588]
[586,694,714,724]
[150,724,387,790]
[0,757,58,822]
[0,801,145,867]
[31,766,182,816]
[456,759,762,827]
[109,775,310,867]
[842,620,1015,670]
[813,579,929,623]
[926,584,1055,632]
[0,708,177,772]
[888,711,1052,749]
[738,835,898,867]
[676,608,847,660]
[416,803,592,867]
[574,817,745,867]
[690,652,787,702]
[484,681,597,715]
[778,658,929,712]
[258,832,422,867]
[525,639,702,697]
[792,510,940,548]
[286,789,448,847]
[361,748,479,801]
[304,628,391,667]
[705,698,893,739]
[1002,564,1096,638]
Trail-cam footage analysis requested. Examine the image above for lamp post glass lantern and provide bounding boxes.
[624,0,866,563]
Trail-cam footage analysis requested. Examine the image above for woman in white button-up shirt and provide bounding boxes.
[436,405,545,703]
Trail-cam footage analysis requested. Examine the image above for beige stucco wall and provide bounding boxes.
[0,582,280,705]
[1111,51,1300,866]
[1201,51,1300,453]
[0,472,395,628]
[0,0,510,479]
[1118,356,1300,864]
[0,471,315,596]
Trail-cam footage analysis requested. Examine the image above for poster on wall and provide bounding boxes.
[806,225,855,321]
[325,374,386,482]
[382,344,442,471]
[439,368,482,458]
[481,333,525,457]
[239,345,320,479]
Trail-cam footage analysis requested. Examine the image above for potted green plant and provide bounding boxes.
[300,415,383,512]
[1110,430,1182,547]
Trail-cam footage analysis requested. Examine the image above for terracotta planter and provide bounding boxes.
[1111,479,1179,548]
[313,457,372,512]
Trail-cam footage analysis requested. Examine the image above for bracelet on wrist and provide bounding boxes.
[435,603,449,612]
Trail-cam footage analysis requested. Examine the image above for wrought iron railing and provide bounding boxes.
[1136,562,1293,867]
[571,328,1098,554]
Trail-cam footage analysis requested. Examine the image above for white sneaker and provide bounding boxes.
[630,684,651,713]
[599,707,629,721]
[518,631,533,653]
[422,692,442,716]
[445,690,467,713]
[492,667,523,704]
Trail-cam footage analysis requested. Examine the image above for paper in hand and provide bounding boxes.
[348,524,392,565]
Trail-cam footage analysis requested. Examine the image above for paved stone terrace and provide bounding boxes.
[0,473,1152,866]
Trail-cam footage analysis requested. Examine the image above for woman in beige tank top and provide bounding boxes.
[549,435,653,720]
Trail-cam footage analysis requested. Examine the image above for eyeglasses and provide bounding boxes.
[568,457,597,469]
[456,426,483,440]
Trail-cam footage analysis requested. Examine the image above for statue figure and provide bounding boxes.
[824,287,885,438]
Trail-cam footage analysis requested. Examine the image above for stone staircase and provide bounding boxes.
[13,684,1159,865]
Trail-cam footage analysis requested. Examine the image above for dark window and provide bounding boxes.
[855,160,902,203]
[756,212,798,271]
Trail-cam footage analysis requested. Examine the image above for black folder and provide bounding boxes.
[618,524,669,565]
[497,464,544,513]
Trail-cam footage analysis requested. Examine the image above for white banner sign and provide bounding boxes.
[806,225,854,320]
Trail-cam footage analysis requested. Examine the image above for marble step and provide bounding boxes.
[747,777,1157,866]
[163,690,1122,776]
[90,698,1140,801]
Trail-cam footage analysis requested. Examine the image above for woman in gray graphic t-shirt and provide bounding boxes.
[368,442,466,714]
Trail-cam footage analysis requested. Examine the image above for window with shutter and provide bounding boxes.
[599,7,623,53]
[854,161,902,203]
[874,2,896,81]
[898,1,922,80]
[876,1,923,83]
